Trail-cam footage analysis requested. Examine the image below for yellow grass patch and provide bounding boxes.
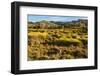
[28,32,48,37]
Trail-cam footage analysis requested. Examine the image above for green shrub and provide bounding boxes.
[59,37,82,46]
[79,38,88,45]
[51,34,61,38]
[47,38,82,46]
[66,54,74,59]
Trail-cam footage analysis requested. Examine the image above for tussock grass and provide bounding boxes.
[28,28,88,60]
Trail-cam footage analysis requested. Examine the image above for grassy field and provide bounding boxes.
[28,26,88,60]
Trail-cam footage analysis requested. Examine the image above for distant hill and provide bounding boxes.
[28,19,88,29]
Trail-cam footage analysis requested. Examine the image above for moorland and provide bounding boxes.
[28,19,88,60]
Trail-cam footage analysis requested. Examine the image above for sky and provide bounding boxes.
[28,15,87,22]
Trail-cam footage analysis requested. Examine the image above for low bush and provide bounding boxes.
[66,54,74,59]
[47,48,60,56]
[47,38,82,46]
[71,34,77,38]
[79,38,87,45]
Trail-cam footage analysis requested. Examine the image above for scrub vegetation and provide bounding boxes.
[28,19,88,60]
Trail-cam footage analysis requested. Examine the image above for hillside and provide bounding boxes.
[28,19,88,29]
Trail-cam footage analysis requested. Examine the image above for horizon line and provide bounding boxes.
[28,15,88,23]
[28,19,87,23]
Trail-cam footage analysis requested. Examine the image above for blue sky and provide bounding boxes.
[28,15,87,22]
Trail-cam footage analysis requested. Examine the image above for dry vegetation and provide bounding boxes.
[28,20,88,60]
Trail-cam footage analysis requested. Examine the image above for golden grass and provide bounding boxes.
[28,32,48,37]
[28,29,88,60]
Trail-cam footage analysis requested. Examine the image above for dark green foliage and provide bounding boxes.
[47,39,82,46]
[79,38,88,45]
